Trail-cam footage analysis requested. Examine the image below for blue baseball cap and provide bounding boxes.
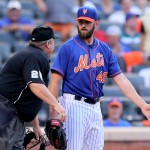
[77,6,98,22]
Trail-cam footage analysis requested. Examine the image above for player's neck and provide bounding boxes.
[82,36,94,46]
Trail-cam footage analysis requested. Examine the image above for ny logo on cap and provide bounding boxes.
[83,9,87,15]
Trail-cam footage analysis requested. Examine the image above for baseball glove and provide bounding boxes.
[45,119,67,150]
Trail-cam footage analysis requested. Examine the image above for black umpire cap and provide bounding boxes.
[30,26,56,42]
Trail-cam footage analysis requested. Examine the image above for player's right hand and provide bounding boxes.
[53,104,66,122]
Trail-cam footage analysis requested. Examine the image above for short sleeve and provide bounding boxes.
[23,54,45,85]
[107,49,122,78]
[51,45,71,76]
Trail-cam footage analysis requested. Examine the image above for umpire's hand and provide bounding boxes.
[29,83,66,122]
[33,125,42,141]
[53,104,66,122]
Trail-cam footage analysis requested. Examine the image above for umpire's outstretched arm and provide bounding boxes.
[29,83,66,122]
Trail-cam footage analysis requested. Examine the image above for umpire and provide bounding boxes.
[0,26,66,150]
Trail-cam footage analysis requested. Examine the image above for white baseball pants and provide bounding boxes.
[59,94,104,150]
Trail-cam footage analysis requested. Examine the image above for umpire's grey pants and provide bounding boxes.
[0,95,25,150]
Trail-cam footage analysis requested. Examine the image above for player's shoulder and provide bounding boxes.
[58,37,76,52]
[95,38,113,56]
[96,38,111,51]
[63,36,77,46]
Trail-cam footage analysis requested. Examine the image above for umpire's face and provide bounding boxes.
[43,38,55,57]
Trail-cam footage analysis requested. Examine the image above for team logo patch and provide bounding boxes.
[83,9,87,15]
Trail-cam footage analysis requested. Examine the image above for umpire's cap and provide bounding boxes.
[30,26,56,42]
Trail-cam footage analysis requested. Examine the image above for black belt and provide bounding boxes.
[75,95,100,104]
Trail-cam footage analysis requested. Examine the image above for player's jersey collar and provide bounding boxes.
[74,35,99,50]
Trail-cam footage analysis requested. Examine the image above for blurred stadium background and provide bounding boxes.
[0,0,150,149]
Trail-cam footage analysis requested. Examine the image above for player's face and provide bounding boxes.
[77,19,95,39]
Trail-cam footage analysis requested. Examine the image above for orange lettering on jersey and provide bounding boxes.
[91,59,97,68]
[103,72,108,83]
[96,71,108,83]
[74,53,104,73]
[74,54,89,73]
[96,53,104,66]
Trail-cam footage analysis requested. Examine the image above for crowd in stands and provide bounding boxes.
[0,0,150,127]
[103,98,132,127]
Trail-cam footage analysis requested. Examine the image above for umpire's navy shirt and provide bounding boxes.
[0,44,50,122]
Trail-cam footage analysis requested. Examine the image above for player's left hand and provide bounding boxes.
[33,125,42,140]
[141,104,150,121]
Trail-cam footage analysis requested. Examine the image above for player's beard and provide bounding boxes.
[77,25,95,39]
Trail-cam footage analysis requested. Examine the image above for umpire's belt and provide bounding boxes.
[63,93,100,104]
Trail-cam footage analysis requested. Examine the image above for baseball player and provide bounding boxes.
[49,6,150,150]
[0,26,66,150]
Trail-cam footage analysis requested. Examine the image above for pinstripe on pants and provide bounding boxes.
[59,94,104,150]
